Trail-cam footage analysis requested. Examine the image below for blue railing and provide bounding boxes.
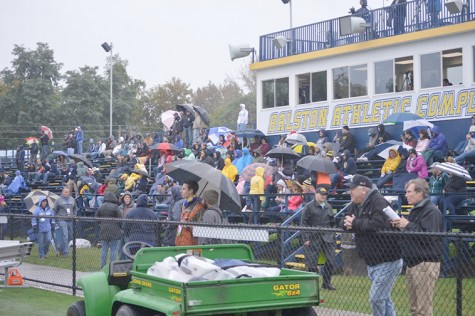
[259,0,474,61]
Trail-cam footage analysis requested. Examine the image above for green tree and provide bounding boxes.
[0,42,62,147]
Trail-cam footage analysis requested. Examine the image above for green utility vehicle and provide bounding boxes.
[67,244,320,316]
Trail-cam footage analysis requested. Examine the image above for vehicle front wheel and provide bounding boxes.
[282,306,317,316]
[66,301,86,316]
[115,304,140,316]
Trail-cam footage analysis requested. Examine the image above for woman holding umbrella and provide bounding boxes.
[32,196,55,259]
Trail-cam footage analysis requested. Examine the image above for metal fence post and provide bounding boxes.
[72,218,77,296]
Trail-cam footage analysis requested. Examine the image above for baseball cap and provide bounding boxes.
[347,174,373,189]
[202,190,219,205]
[315,185,328,195]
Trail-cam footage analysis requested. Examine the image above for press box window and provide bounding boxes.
[395,56,413,92]
[297,71,327,104]
[262,77,289,108]
[350,64,367,97]
[333,67,349,100]
[375,60,394,94]
[421,52,441,89]
[443,48,462,86]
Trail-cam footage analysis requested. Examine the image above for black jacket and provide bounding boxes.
[95,192,122,241]
[342,189,401,266]
[340,132,356,153]
[400,198,443,267]
[301,199,335,244]
[123,194,158,246]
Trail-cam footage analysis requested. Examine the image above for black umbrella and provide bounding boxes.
[297,155,337,174]
[192,105,210,126]
[68,154,93,168]
[265,147,300,160]
[131,169,152,178]
[80,176,100,192]
[164,160,241,212]
[176,104,195,117]
[235,128,265,139]
[52,150,69,157]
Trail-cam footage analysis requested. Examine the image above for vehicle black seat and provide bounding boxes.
[108,260,133,288]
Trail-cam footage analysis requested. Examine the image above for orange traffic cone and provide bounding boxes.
[7,268,24,286]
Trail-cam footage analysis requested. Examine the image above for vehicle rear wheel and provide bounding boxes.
[282,306,317,316]
[66,301,86,316]
[115,304,140,316]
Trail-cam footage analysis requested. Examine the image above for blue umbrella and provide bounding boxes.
[208,126,233,145]
[383,113,422,124]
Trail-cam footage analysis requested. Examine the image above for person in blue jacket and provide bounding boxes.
[75,126,84,155]
[427,126,448,163]
[6,170,28,195]
[32,196,55,259]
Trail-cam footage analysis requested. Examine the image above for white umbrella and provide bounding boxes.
[431,162,471,180]
[377,143,413,159]
[403,119,434,131]
[160,110,180,129]
[285,133,307,145]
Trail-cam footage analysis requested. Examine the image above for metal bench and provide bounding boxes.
[0,240,33,287]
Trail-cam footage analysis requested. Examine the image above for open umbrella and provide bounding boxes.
[208,126,233,145]
[402,119,434,131]
[24,190,60,213]
[68,153,93,168]
[176,104,195,117]
[131,169,152,178]
[431,162,472,180]
[25,137,39,146]
[297,156,337,174]
[285,133,307,145]
[52,150,69,158]
[160,110,180,129]
[150,143,181,152]
[193,105,210,126]
[377,143,413,159]
[40,126,53,139]
[240,163,274,182]
[383,113,422,124]
[80,176,100,192]
[164,160,241,212]
[265,147,300,160]
[291,142,317,154]
[235,128,265,139]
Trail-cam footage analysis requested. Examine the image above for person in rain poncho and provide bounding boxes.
[32,196,55,259]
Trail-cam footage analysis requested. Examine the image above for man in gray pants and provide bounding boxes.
[53,187,77,257]
[301,185,336,290]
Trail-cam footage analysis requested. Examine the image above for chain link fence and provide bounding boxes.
[2,213,475,315]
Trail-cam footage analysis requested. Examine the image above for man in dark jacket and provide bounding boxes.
[123,194,158,246]
[392,178,443,316]
[96,192,122,267]
[301,185,336,290]
[15,145,25,173]
[339,125,356,154]
[342,174,402,316]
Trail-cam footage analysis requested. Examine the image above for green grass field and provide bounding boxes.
[0,287,78,316]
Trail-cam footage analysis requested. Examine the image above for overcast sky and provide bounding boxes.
[1,0,389,90]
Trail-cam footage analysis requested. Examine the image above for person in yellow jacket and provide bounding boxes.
[377,148,401,188]
[222,158,238,183]
[249,166,265,213]
[124,173,141,191]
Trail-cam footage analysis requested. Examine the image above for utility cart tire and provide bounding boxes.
[282,306,317,316]
[115,304,140,316]
[66,301,86,316]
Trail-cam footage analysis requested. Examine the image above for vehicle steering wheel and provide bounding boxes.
[122,241,154,260]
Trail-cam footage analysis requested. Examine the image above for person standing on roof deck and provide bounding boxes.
[237,103,249,131]
[75,126,84,155]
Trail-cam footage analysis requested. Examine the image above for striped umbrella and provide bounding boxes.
[240,163,274,182]
[431,162,471,180]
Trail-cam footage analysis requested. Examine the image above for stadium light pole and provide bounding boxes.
[281,0,294,54]
[101,42,113,137]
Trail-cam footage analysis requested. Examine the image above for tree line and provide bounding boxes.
[0,42,256,148]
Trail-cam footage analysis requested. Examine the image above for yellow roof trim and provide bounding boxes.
[250,21,475,71]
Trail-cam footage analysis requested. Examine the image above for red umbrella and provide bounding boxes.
[41,126,53,139]
[150,143,181,152]
[25,137,39,146]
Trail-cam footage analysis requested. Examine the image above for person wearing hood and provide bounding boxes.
[358,128,379,160]
[377,148,401,189]
[175,135,184,149]
[117,190,135,259]
[6,170,28,195]
[268,179,290,213]
[237,103,249,131]
[235,148,253,174]
[316,130,329,147]
[32,196,55,259]
[232,149,242,165]
[123,194,158,247]
[406,148,428,179]
[252,148,267,164]
[341,150,357,177]
[222,158,238,183]
[214,151,225,170]
[75,126,84,155]
[427,126,448,162]
[95,192,122,267]
[176,180,205,246]
[249,167,265,216]
[376,124,391,145]
[183,148,195,160]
